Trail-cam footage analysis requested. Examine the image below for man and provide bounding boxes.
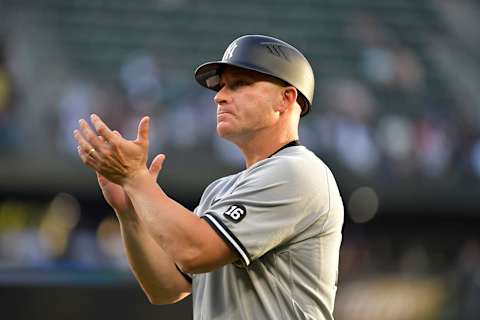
[73,35,344,320]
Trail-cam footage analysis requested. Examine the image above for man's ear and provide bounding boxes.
[278,87,298,114]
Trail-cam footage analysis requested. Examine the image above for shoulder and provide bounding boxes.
[254,146,325,175]
[203,173,237,194]
[244,146,327,188]
[198,173,238,207]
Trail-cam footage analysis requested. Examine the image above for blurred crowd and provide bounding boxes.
[1,2,479,183]
[338,230,480,320]
[0,39,16,149]
[0,194,128,271]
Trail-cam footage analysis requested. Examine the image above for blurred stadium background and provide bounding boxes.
[0,0,479,319]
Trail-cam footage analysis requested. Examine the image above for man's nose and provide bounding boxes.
[214,86,231,105]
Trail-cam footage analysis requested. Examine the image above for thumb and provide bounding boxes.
[149,154,166,179]
[96,172,109,187]
[137,116,150,144]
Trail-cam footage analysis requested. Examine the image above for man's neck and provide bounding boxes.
[232,126,299,168]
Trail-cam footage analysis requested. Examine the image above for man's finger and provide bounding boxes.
[90,114,118,144]
[78,119,103,150]
[148,154,166,179]
[73,129,100,161]
[77,145,99,171]
[137,116,150,145]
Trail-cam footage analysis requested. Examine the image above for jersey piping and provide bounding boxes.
[201,214,251,266]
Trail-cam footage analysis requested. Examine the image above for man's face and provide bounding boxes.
[213,66,284,141]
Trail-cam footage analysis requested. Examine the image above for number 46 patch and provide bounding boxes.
[223,204,247,223]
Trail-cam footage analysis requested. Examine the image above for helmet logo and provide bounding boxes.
[223,41,238,61]
[262,42,289,61]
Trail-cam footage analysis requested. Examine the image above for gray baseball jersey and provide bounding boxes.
[191,144,344,320]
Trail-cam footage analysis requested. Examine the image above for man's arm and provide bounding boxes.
[95,162,191,304]
[117,212,192,304]
[74,114,238,274]
[122,171,238,274]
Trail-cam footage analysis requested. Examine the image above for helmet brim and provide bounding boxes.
[195,61,281,89]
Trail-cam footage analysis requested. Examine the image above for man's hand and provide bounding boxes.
[73,114,151,185]
[97,153,166,216]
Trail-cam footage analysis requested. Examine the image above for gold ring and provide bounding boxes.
[88,148,96,156]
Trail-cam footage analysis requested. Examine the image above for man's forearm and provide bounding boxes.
[116,212,191,304]
[122,170,237,273]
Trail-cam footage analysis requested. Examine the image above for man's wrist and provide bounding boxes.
[111,205,140,223]
[123,167,150,186]
[123,167,153,193]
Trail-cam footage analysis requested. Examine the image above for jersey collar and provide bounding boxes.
[268,140,301,158]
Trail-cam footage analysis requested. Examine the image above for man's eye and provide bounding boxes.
[230,80,249,89]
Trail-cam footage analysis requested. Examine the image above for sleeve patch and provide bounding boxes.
[223,204,247,223]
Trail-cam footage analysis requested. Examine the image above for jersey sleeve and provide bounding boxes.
[200,155,331,267]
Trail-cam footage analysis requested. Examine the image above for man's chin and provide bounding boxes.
[216,123,237,140]
[217,126,232,138]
